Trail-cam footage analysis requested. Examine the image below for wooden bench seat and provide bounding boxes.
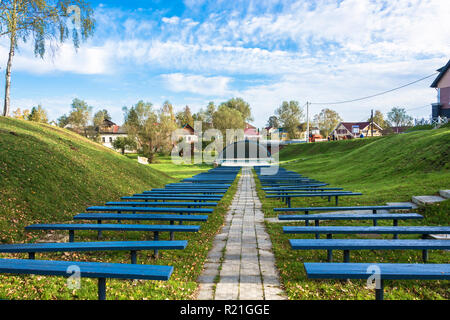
[275,205,413,214]
[86,206,213,214]
[304,262,450,300]
[0,258,172,300]
[121,196,222,202]
[74,213,208,227]
[0,240,187,263]
[278,213,423,226]
[289,239,450,262]
[105,201,217,207]
[25,223,200,244]
[267,192,363,207]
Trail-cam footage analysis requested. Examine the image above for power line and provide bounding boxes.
[405,104,430,111]
[310,72,438,105]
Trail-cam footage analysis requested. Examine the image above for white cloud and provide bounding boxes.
[0,39,113,75]
[161,73,232,96]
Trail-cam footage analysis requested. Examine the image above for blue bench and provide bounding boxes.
[105,201,218,207]
[165,183,231,187]
[267,192,363,207]
[86,206,213,214]
[25,223,200,250]
[275,205,413,214]
[278,213,423,226]
[121,196,222,202]
[142,190,227,194]
[74,212,208,228]
[263,187,343,191]
[0,240,187,263]
[133,193,224,198]
[289,239,450,262]
[304,262,450,300]
[0,258,172,300]
[283,226,450,240]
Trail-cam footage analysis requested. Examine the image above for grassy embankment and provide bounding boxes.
[255,127,450,300]
[0,117,237,299]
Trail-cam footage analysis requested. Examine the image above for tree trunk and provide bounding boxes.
[3,35,15,117]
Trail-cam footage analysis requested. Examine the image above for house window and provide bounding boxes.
[102,137,105,143]
[109,137,113,143]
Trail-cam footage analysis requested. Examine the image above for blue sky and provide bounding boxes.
[1,0,449,127]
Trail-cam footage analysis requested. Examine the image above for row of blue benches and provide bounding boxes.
[255,166,450,300]
[0,166,241,300]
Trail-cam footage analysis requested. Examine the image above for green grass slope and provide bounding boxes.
[276,127,450,209]
[0,117,174,243]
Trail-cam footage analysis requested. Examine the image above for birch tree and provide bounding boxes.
[0,0,95,116]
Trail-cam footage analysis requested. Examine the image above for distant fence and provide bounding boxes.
[414,116,448,127]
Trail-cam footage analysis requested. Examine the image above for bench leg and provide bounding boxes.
[154,232,159,258]
[28,252,35,260]
[315,220,320,239]
[335,196,338,206]
[97,220,103,240]
[375,280,384,300]
[98,278,106,300]
[343,250,350,263]
[327,234,333,262]
[170,232,175,241]
[130,250,137,264]
[69,230,75,243]
[422,250,428,263]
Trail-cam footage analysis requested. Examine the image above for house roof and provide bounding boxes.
[336,121,382,133]
[244,128,259,136]
[103,119,117,126]
[182,123,195,134]
[245,123,256,129]
[431,59,450,88]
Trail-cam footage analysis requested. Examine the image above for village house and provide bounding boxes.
[430,59,450,119]
[244,123,262,140]
[330,121,383,140]
[97,119,129,150]
[175,124,199,143]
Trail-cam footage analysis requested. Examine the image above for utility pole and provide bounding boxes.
[370,109,374,137]
[306,101,310,143]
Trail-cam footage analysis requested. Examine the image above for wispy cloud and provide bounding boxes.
[161,73,232,96]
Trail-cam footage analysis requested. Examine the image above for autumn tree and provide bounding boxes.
[112,136,137,155]
[123,101,159,163]
[266,115,280,128]
[0,0,95,116]
[159,101,178,155]
[12,107,30,119]
[93,109,111,127]
[368,110,387,129]
[313,108,342,137]
[276,101,303,139]
[212,105,245,144]
[220,98,252,123]
[66,98,92,135]
[176,105,194,127]
[28,104,48,123]
[387,107,413,132]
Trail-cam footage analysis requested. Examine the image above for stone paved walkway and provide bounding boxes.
[196,167,286,300]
